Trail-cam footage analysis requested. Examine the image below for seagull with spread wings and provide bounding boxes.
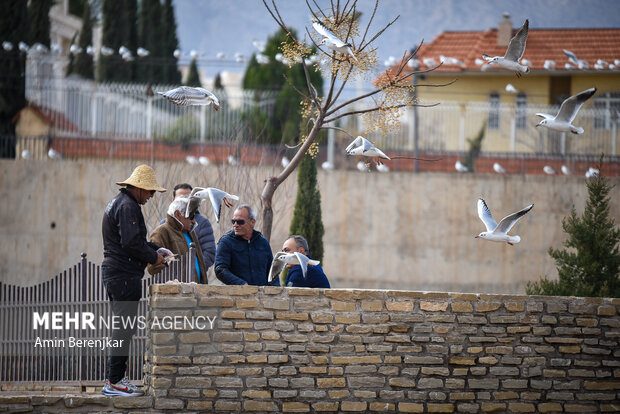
[268,251,320,283]
[345,136,440,166]
[187,187,239,223]
[158,86,220,110]
[536,88,596,134]
[482,19,530,77]
[475,199,534,245]
[312,20,357,62]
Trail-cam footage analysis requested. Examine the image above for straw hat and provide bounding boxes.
[116,164,166,192]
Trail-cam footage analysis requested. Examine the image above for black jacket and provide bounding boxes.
[102,188,159,277]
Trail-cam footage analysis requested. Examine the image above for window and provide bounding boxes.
[515,93,527,129]
[594,92,620,130]
[488,93,500,129]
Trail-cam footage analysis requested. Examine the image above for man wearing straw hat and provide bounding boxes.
[101,164,169,396]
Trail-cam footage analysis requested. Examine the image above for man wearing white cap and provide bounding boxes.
[101,164,168,396]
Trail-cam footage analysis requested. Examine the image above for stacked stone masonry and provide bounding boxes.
[143,285,620,413]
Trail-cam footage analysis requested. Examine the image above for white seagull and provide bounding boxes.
[482,19,530,77]
[376,163,390,173]
[137,47,150,57]
[585,167,599,178]
[2,41,13,51]
[188,187,239,223]
[505,83,518,94]
[281,156,290,168]
[48,148,62,159]
[158,86,220,110]
[321,161,334,171]
[345,136,390,164]
[563,49,588,69]
[198,156,210,166]
[455,160,469,172]
[312,20,357,62]
[561,165,571,175]
[100,46,114,56]
[476,198,534,245]
[493,162,506,174]
[543,60,555,70]
[268,251,320,283]
[536,88,596,134]
[186,155,198,165]
[356,161,370,172]
[543,165,555,175]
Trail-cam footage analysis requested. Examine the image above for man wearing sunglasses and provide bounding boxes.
[214,204,278,286]
[147,196,208,283]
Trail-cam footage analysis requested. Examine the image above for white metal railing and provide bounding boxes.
[24,56,617,156]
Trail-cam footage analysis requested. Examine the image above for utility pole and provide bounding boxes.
[410,47,420,172]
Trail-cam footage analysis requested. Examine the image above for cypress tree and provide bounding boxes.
[214,72,223,90]
[28,0,51,47]
[73,1,94,79]
[98,0,126,81]
[0,0,28,143]
[527,168,620,297]
[289,151,325,263]
[122,0,138,82]
[161,0,181,84]
[185,58,201,87]
[138,0,162,83]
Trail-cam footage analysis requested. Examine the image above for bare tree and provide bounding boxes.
[259,0,452,241]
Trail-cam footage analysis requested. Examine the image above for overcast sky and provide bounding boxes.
[173,0,620,76]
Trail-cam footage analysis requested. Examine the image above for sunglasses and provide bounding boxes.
[231,219,246,225]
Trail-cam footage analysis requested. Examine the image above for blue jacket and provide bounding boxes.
[214,229,278,286]
[286,255,330,288]
[161,211,215,271]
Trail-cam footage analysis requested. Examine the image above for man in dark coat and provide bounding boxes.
[214,204,278,286]
[101,164,168,396]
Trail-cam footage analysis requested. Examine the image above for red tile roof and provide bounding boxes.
[387,27,620,74]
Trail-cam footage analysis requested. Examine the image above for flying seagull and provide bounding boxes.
[346,136,390,164]
[536,88,596,134]
[158,86,220,110]
[345,136,439,166]
[188,187,239,223]
[268,251,320,283]
[476,198,534,245]
[563,49,588,69]
[482,19,530,77]
[312,20,357,61]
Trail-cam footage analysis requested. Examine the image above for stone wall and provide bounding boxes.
[144,284,620,413]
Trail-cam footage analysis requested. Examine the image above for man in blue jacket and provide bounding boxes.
[282,235,330,288]
[214,204,278,286]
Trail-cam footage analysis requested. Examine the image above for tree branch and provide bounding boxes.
[324,102,439,123]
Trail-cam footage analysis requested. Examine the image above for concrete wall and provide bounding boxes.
[143,284,620,413]
[0,159,618,294]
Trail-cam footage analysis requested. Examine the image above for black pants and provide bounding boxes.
[102,267,142,384]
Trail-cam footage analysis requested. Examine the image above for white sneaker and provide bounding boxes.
[101,378,144,396]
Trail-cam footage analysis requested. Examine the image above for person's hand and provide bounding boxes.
[155,253,166,265]
[157,247,173,257]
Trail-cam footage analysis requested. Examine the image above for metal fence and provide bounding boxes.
[0,246,197,386]
[23,61,618,156]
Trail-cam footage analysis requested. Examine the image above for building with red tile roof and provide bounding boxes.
[375,14,619,156]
